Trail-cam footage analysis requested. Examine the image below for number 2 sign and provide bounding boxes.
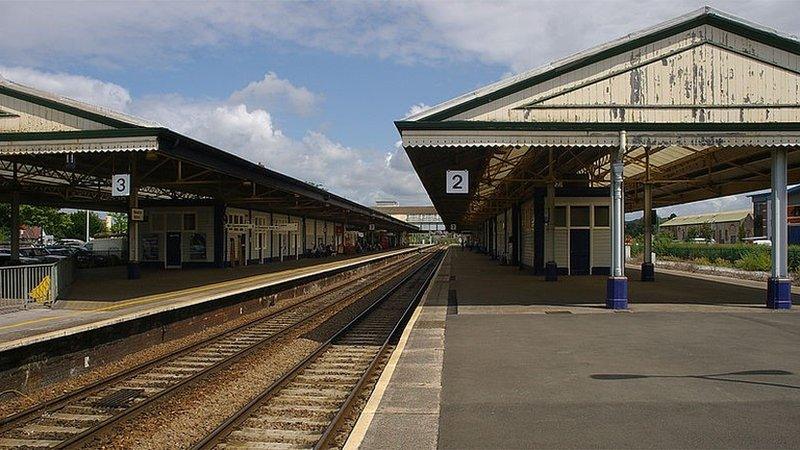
[446,170,468,194]
[112,174,131,197]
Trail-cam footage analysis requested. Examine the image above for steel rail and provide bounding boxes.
[0,250,422,448]
[314,250,442,449]
[192,248,443,450]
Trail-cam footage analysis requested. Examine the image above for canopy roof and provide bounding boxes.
[660,209,752,227]
[0,80,416,232]
[397,7,800,231]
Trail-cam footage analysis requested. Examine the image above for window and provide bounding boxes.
[183,213,196,231]
[594,206,609,227]
[570,206,590,227]
[553,206,567,227]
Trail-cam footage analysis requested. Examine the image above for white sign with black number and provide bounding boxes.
[446,170,468,194]
[112,174,130,197]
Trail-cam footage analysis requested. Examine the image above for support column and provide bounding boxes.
[606,131,628,309]
[767,148,791,309]
[127,156,140,280]
[545,182,558,281]
[10,191,20,265]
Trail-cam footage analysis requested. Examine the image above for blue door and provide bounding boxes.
[569,229,590,275]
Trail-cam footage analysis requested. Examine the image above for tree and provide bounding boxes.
[109,212,128,234]
[63,211,106,240]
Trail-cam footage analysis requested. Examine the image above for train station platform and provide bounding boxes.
[0,248,419,353]
[349,247,800,449]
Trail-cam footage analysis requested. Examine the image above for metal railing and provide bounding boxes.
[0,258,75,312]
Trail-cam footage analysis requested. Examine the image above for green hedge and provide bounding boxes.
[653,242,800,272]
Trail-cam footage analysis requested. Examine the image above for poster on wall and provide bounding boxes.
[142,234,160,261]
[189,233,207,260]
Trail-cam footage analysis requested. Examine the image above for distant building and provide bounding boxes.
[372,202,445,232]
[660,210,753,243]
[748,186,800,242]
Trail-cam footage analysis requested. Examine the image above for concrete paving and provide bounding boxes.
[354,248,800,449]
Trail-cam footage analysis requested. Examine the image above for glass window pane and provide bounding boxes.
[594,206,610,227]
[553,206,567,227]
[570,206,590,227]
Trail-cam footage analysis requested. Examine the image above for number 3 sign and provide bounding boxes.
[112,174,131,197]
[446,170,468,194]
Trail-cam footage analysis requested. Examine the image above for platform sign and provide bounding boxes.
[450,223,457,231]
[112,174,130,197]
[130,208,145,221]
[368,224,376,231]
[446,170,468,194]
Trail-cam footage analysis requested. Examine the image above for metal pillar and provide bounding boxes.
[606,130,628,309]
[10,191,20,264]
[545,182,558,281]
[767,147,791,309]
[127,156,140,280]
[641,147,655,281]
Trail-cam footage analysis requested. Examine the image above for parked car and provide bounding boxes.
[19,247,69,264]
[0,251,45,266]
[74,247,111,268]
[689,237,716,244]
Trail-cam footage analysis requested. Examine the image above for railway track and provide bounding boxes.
[194,249,443,450]
[0,250,428,449]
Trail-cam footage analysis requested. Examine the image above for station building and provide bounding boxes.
[397,7,800,309]
[0,78,416,277]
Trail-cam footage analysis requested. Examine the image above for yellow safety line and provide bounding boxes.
[0,315,68,332]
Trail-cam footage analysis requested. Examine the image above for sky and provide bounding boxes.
[1,0,798,217]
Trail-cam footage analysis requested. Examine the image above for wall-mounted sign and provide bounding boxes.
[130,208,145,221]
[112,174,130,196]
[368,224,376,231]
[450,223,457,231]
[446,170,468,194]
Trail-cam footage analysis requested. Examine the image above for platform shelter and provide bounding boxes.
[397,7,800,309]
[0,78,416,280]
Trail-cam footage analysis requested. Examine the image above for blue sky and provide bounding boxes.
[1,0,798,216]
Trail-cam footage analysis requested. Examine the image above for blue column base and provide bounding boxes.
[606,276,628,309]
[766,277,792,309]
[545,261,558,281]
[127,262,141,280]
[641,262,655,282]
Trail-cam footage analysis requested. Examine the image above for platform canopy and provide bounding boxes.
[0,77,415,232]
[397,7,800,231]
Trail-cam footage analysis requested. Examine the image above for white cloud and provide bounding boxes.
[229,72,320,116]
[405,103,430,118]
[0,65,132,111]
[1,1,799,73]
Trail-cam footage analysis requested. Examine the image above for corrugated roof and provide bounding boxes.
[660,210,752,227]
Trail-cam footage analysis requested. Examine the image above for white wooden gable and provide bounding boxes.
[451,24,800,124]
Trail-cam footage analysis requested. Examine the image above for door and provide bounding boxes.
[569,229,590,275]
[166,232,182,268]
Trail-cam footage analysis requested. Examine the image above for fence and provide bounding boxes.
[0,258,75,312]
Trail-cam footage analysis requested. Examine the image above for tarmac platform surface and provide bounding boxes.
[0,248,417,352]
[350,248,800,449]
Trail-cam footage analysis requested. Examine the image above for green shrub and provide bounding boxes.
[734,251,772,272]
[654,242,800,272]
